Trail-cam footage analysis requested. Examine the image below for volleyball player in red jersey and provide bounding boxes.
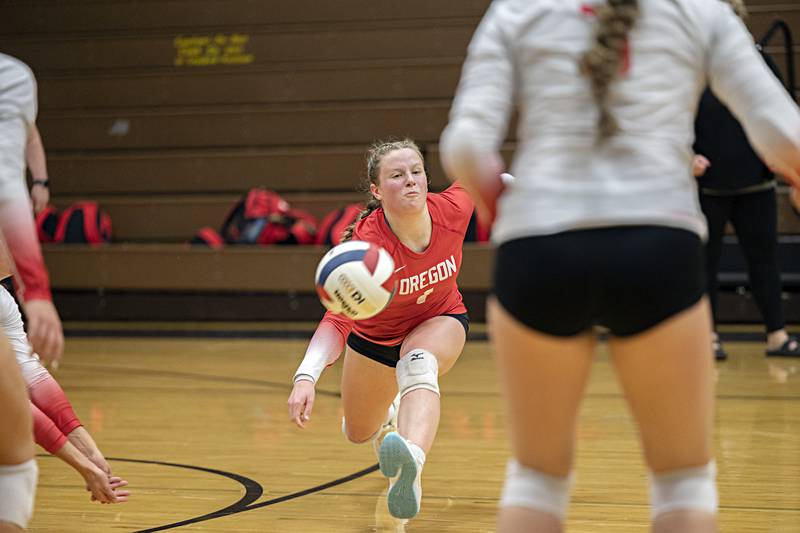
[288,139,473,520]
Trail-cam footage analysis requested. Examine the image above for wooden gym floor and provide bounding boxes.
[27,324,800,532]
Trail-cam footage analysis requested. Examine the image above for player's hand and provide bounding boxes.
[22,299,64,364]
[91,476,131,504]
[30,184,50,214]
[762,156,800,189]
[473,172,507,227]
[83,464,130,504]
[288,379,316,428]
[692,155,711,177]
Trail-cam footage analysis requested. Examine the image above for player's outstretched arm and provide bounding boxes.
[288,315,349,428]
[53,440,129,504]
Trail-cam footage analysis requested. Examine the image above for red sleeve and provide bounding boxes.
[320,310,354,341]
[31,402,68,454]
[433,182,475,233]
[0,196,52,302]
[437,182,474,215]
[28,371,81,436]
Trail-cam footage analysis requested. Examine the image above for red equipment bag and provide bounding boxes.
[220,188,290,244]
[35,205,59,243]
[316,203,364,246]
[53,201,112,244]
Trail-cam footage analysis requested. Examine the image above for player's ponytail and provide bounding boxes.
[580,0,640,141]
[342,198,381,242]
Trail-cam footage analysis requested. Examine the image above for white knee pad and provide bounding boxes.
[500,458,573,520]
[396,350,439,398]
[650,461,718,518]
[0,459,38,529]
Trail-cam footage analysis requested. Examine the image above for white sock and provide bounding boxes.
[407,441,426,468]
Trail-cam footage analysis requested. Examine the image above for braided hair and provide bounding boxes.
[580,0,640,141]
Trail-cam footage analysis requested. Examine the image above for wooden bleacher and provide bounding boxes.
[0,0,798,321]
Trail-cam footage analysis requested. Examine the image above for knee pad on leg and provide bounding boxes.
[0,459,38,529]
[650,461,718,518]
[500,459,573,520]
[396,350,439,398]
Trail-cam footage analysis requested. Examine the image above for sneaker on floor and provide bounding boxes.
[766,335,800,357]
[379,432,422,519]
[713,340,728,361]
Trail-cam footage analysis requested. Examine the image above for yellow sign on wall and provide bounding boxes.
[174,33,254,66]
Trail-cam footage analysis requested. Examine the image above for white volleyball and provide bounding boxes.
[314,240,397,320]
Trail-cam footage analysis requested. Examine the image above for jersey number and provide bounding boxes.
[416,288,434,305]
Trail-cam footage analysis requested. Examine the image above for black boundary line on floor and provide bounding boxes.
[36,454,378,532]
[63,363,800,401]
[63,328,783,343]
[62,362,342,398]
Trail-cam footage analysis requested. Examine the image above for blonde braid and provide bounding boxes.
[580,0,640,140]
[341,138,425,242]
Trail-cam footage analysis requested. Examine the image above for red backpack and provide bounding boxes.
[261,208,318,245]
[35,205,60,243]
[220,188,290,244]
[51,201,112,245]
[219,188,318,245]
[316,203,364,246]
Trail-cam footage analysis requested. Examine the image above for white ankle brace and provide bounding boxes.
[500,458,573,520]
[0,459,37,529]
[650,461,718,517]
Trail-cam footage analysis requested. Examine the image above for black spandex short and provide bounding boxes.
[346,312,469,367]
[493,226,705,337]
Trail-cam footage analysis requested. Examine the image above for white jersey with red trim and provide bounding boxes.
[441,0,800,244]
[0,54,51,301]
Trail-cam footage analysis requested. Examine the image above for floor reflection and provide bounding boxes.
[373,484,408,532]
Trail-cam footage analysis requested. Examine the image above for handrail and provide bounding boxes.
[759,19,796,101]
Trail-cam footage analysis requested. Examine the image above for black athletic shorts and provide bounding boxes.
[346,312,470,367]
[493,226,705,337]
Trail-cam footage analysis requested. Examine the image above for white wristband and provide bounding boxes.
[292,351,327,384]
[293,373,317,385]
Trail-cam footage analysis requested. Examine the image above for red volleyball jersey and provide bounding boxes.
[322,182,473,345]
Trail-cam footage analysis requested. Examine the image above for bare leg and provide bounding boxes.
[608,299,716,533]
[340,348,397,443]
[489,299,597,533]
[0,332,35,531]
